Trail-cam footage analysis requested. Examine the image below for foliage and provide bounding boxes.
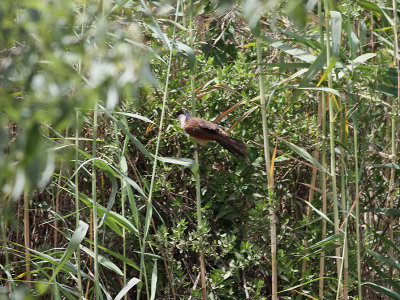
[1,0,399,299]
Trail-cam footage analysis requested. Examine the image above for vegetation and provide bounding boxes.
[0,0,399,299]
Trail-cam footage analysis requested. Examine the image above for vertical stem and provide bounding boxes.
[318,1,327,296]
[339,146,348,299]
[353,117,362,299]
[1,207,11,292]
[319,94,327,298]
[338,100,348,299]
[389,0,400,285]
[115,123,129,300]
[302,100,321,279]
[24,191,31,286]
[137,1,181,298]
[92,100,100,299]
[323,0,341,282]
[256,38,277,300]
[189,1,206,298]
[54,165,62,247]
[76,4,85,296]
[75,110,83,299]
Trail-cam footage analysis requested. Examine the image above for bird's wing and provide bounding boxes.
[184,117,221,143]
[195,117,220,132]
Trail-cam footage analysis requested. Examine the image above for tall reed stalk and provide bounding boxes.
[137,1,180,297]
[114,122,128,300]
[318,1,327,296]
[353,116,362,299]
[256,38,277,299]
[339,118,348,298]
[189,0,207,298]
[75,109,83,298]
[92,100,100,299]
[388,0,400,285]
[322,1,341,287]
[301,98,321,279]
[23,190,31,286]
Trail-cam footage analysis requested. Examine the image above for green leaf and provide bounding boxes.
[243,0,263,30]
[366,248,400,271]
[374,234,400,254]
[306,234,343,250]
[261,36,317,63]
[283,141,327,173]
[301,48,328,85]
[303,200,335,227]
[297,87,341,97]
[112,111,155,124]
[363,282,400,299]
[377,84,398,96]
[74,156,146,197]
[343,21,360,58]
[102,109,152,160]
[371,163,400,170]
[17,244,92,281]
[361,208,400,217]
[380,7,395,27]
[49,221,89,283]
[357,0,382,13]
[150,260,158,300]
[338,53,377,78]
[285,0,307,28]
[317,56,337,86]
[156,156,194,167]
[176,41,196,71]
[77,190,139,236]
[281,29,323,50]
[352,52,377,66]
[330,11,342,58]
[114,277,141,300]
[98,170,118,228]
[263,62,311,69]
[365,256,400,291]
[126,184,140,228]
[80,245,123,276]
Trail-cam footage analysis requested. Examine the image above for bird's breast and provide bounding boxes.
[178,114,186,129]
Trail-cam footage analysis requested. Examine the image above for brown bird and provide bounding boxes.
[175,109,247,157]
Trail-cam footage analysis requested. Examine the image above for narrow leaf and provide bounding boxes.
[156,156,194,167]
[113,111,155,124]
[114,277,141,300]
[303,200,335,227]
[297,87,341,97]
[361,208,400,217]
[357,0,382,13]
[371,163,400,170]
[150,260,158,300]
[176,41,196,71]
[102,109,152,159]
[363,282,400,299]
[366,248,400,271]
[99,171,118,228]
[49,221,89,283]
[330,11,342,58]
[262,35,317,63]
[80,245,123,276]
[283,141,327,172]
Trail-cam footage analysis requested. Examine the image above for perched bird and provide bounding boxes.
[175,109,247,157]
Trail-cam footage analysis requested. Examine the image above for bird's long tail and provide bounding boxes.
[216,135,247,157]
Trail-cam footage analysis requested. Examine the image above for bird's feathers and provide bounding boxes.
[175,109,247,157]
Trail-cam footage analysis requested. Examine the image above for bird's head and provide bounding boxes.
[174,109,191,118]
